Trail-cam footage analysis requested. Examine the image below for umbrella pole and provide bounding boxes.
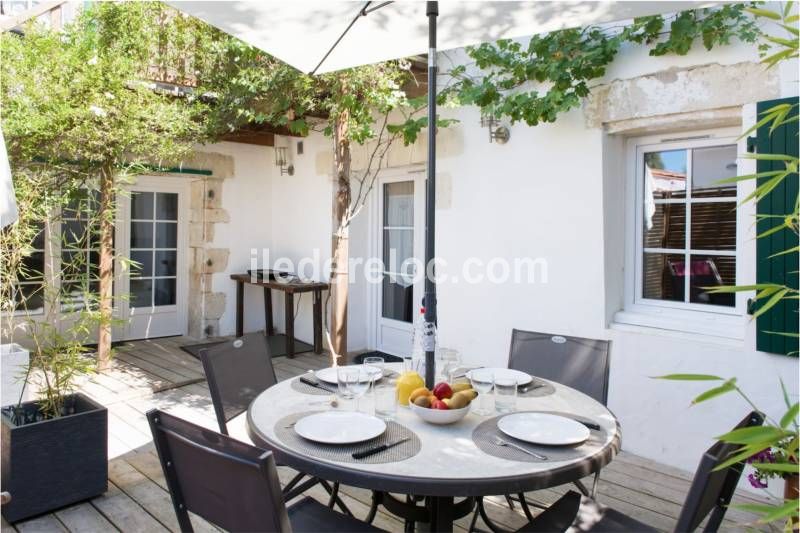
[424,1,438,389]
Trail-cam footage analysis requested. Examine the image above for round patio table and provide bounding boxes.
[247,366,620,532]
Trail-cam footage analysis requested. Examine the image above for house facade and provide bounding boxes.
[5,8,798,493]
[190,36,798,483]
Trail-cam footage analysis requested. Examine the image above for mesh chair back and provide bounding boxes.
[508,329,611,405]
[200,332,277,434]
[147,409,290,533]
[676,411,764,532]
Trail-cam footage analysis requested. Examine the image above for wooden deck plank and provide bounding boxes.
[54,502,118,533]
[90,480,169,533]
[108,459,219,533]
[113,351,201,385]
[14,514,66,533]
[118,343,204,377]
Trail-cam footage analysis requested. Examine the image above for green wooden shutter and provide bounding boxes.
[755,96,799,356]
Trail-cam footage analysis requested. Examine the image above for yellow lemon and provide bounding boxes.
[396,371,425,406]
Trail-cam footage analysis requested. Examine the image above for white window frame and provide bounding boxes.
[618,127,749,339]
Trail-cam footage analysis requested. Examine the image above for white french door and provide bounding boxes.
[117,177,188,340]
[374,168,425,356]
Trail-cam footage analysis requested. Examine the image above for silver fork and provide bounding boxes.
[494,437,548,460]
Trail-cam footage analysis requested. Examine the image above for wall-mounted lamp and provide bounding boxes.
[275,146,294,176]
[480,113,510,144]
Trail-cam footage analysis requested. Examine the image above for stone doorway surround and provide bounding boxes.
[163,151,234,339]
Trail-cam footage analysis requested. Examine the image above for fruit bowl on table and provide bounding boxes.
[410,401,471,425]
[406,382,477,425]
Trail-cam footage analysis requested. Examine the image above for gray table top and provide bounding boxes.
[247,365,621,497]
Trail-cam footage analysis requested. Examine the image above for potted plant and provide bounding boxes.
[1,283,108,523]
[0,179,110,523]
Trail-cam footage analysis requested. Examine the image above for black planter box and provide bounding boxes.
[1,393,107,523]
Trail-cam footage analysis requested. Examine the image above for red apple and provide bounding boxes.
[432,382,453,400]
[431,399,449,410]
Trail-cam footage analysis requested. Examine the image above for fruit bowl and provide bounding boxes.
[410,401,471,425]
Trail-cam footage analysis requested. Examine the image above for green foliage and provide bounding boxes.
[194,31,418,146]
[625,4,760,56]
[748,2,799,67]
[1,2,205,169]
[654,374,799,528]
[0,166,107,419]
[444,3,761,127]
[1,2,211,405]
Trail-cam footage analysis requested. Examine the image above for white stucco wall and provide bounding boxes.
[202,135,334,348]
[196,141,275,336]
[267,134,334,346]
[208,31,798,491]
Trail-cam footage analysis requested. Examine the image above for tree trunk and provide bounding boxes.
[330,113,351,363]
[96,164,115,370]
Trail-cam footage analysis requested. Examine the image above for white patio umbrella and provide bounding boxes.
[168,0,708,387]
[0,127,18,228]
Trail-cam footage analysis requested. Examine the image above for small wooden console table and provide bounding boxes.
[230,273,329,358]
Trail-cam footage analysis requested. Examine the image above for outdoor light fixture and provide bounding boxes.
[480,113,510,144]
[274,146,294,176]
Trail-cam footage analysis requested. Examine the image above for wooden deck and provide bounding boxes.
[2,336,774,532]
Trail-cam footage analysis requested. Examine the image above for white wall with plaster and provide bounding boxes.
[196,141,275,336]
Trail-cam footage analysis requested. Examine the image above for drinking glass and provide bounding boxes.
[469,369,495,416]
[363,356,385,381]
[494,377,518,414]
[349,369,371,412]
[337,367,356,404]
[374,378,398,420]
[436,348,461,382]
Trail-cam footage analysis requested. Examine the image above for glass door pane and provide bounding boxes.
[130,191,178,308]
[381,181,414,323]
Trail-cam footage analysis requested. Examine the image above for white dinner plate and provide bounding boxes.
[294,412,387,444]
[466,368,532,386]
[315,365,383,385]
[498,412,590,446]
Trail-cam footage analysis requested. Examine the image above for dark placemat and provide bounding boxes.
[290,371,399,396]
[472,411,609,463]
[275,411,421,464]
[290,376,337,396]
[519,378,556,398]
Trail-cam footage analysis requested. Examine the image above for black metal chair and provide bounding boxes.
[147,409,382,533]
[515,411,765,532]
[198,333,349,515]
[507,329,611,405]
[199,332,278,438]
[472,330,612,532]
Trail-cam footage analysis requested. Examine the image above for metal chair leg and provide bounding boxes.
[590,470,601,499]
[517,493,536,523]
[468,498,481,532]
[365,491,381,524]
[404,494,415,533]
[574,471,601,500]
[476,496,505,533]
[281,471,305,497]
[318,479,352,516]
[503,494,515,510]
